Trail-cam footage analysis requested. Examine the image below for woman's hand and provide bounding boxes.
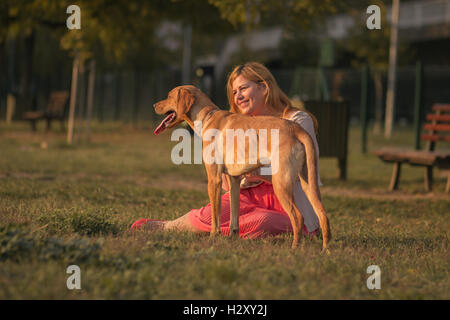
[243,170,272,184]
[222,171,272,192]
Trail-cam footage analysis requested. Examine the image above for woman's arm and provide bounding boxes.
[290,111,323,187]
[244,170,272,184]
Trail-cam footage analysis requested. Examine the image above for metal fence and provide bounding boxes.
[274,65,450,123]
[1,64,450,124]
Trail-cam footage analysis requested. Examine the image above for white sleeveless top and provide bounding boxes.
[240,110,321,232]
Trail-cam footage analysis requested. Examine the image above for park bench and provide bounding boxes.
[22,91,69,132]
[373,104,450,193]
[304,100,350,180]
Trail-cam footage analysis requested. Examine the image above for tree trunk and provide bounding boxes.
[182,23,192,85]
[97,73,104,122]
[132,68,141,127]
[67,51,80,145]
[75,62,86,143]
[384,0,400,138]
[114,71,121,121]
[373,71,383,135]
[6,36,16,122]
[86,60,96,142]
[22,30,35,98]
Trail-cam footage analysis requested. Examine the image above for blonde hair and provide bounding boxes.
[226,62,318,133]
[227,62,293,115]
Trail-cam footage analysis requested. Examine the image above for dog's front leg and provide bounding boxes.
[228,175,241,238]
[206,165,223,236]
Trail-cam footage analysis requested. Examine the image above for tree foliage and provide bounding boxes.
[340,0,414,70]
[208,0,367,31]
[0,0,233,68]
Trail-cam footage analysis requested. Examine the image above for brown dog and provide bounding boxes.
[153,85,331,249]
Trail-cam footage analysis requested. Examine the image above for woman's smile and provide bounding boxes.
[232,75,267,116]
[238,99,249,107]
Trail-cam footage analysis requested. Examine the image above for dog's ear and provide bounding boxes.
[176,88,195,116]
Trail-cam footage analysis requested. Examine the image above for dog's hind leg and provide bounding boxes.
[272,173,302,249]
[294,126,331,250]
[228,175,241,238]
[299,175,331,250]
[206,166,223,237]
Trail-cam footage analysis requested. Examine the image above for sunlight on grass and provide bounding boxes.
[0,121,448,299]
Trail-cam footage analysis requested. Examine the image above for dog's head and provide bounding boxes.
[153,85,198,135]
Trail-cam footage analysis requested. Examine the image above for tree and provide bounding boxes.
[208,0,365,31]
[341,0,413,134]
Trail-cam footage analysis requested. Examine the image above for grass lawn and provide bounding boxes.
[0,120,448,299]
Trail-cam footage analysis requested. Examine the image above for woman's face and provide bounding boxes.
[231,75,268,116]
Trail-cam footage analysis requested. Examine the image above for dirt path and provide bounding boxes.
[123,176,450,202]
[320,186,449,202]
[1,172,448,202]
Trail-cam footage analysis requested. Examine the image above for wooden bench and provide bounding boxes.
[373,104,450,192]
[22,91,69,132]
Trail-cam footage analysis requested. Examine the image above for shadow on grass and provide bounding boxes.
[38,208,125,236]
[0,224,101,264]
[54,141,112,150]
[335,234,447,250]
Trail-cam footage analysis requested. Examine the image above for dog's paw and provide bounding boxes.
[209,230,221,238]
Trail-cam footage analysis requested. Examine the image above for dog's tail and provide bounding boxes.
[293,125,331,249]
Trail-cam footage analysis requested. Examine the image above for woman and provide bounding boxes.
[131,62,322,238]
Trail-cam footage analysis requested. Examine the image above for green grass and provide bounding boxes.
[0,120,448,299]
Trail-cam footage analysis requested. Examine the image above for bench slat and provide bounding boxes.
[22,111,45,120]
[373,148,450,166]
[423,123,450,132]
[426,114,450,122]
[421,134,450,142]
[432,104,450,112]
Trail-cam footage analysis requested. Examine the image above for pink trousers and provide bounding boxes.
[187,182,318,238]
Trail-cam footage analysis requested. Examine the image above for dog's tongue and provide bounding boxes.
[154,112,176,135]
